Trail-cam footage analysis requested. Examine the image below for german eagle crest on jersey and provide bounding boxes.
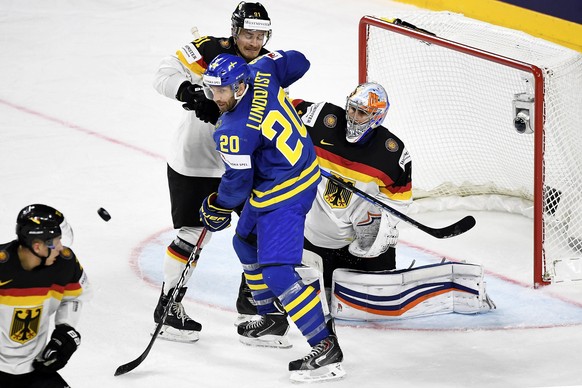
[10,306,42,344]
[324,173,354,209]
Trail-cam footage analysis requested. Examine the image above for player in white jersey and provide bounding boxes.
[151,1,271,342]
[0,204,91,388]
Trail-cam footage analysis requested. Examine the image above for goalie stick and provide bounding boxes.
[114,228,208,376]
[320,169,475,239]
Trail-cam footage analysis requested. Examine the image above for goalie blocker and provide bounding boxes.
[330,262,495,321]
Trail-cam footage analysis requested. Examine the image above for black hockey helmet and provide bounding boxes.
[16,204,71,248]
[231,2,272,44]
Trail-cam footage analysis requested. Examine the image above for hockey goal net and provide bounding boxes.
[359,12,582,287]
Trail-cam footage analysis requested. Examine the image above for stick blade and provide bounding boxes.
[432,215,476,238]
[114,358,142,376]
[115,355,147,376]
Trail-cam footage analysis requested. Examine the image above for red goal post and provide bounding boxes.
[358,13,582,287]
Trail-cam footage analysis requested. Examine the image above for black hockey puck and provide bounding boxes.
[97,207,111,222]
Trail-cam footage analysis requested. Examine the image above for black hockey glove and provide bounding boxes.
[200,192,233,232]
[176,81,221,125]
[33,325,81,373]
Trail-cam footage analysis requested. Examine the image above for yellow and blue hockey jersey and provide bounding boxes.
[213,50,320,211]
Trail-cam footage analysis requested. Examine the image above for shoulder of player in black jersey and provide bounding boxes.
[292,99,310,116]
[193,36,237,62]
[373,125,407,152]
[0,240,17,265]
[59,247,76,261]
[195,36,269,64]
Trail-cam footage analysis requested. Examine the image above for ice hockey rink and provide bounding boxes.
[2,1,582,387]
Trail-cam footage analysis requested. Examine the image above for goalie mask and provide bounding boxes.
[231,1,272,46]
[345,82,389,143]
[16,204,73,249]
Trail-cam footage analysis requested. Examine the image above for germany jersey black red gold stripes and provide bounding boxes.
[0,240,89,375]
[176,36,269,77]
[294,100,412,201]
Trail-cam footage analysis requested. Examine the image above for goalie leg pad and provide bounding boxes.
[331,262,495,321]
[301,249,325,273]
[295,265,330,317]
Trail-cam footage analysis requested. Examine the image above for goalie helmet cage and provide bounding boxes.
[358,13,582,287]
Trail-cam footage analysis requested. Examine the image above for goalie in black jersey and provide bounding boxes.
[293,82,412,290]
[0,204,91,388]
[292,84,494,321]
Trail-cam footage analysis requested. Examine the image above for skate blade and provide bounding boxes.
[239,334,292,349]
[289,362,346,383]
[152,324,200,343]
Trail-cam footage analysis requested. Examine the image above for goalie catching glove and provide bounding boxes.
[200,192,233,231]
[176,81,220,125]
[33,325,81,373]
[349,210,399,258]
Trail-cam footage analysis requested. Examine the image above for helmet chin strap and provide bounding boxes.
[230,82,249,111]
[31,247,52,268]
[22,242,52,268]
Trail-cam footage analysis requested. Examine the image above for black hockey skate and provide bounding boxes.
[234,272,259,326]
[153,286,201,343]
[237,312,291,349]
[288,320,346,382]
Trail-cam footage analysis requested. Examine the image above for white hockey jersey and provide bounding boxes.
[153,54,224,177]
[0,241,91,375]
[152,35,268,178]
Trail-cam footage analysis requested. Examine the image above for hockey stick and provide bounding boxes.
[114,228,208,376]
[319,169,475,239]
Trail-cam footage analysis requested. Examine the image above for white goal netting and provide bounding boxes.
[360,12,582,285]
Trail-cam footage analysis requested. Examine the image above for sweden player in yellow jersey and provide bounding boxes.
[199,52,345,382]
